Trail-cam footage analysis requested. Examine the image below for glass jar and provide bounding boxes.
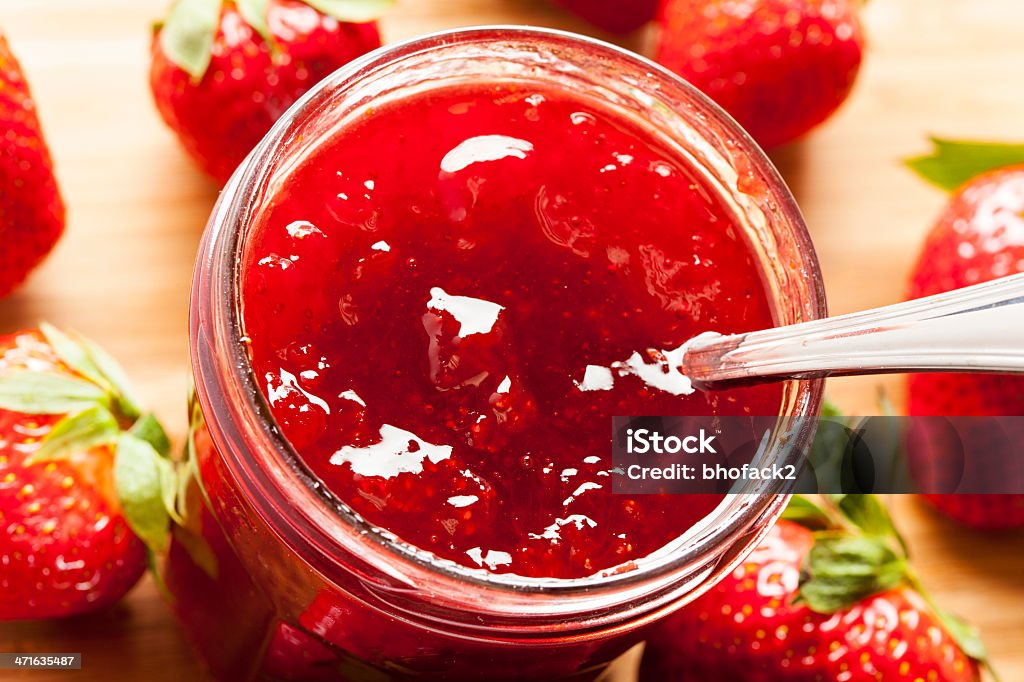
[172,27,826,682]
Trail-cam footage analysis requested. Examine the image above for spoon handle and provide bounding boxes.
[683,273,1024,387]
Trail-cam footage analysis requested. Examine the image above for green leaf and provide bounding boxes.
[182,383,213,517]
[906,138,1024,192]
[160,0,223,80]
[179,441,198,523]
[172,525,219,580]
[156,455,185,525]
[904,570,997,677]
[0,372,108,415]
[820,398,844,419]
[236,0,272,44]
[781,495,833,528]
[303,0,394,23]
[831,494,894,536]
[831,494,910,557]
[798,399,852,495]
[146,546,174,602]
[130,412,172,458]
[40,323,111,392]
[936,609,989,664]
[40,323,143,419]
[934,606,1001,680]
[115,434,172,555]
[806,415,852,494]
[128,413,181,524]
[27,405,120,464]
[79,335,142,419]
[798,534,907,613]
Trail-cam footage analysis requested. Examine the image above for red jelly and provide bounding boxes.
[173,28,826,681]
[242,82,782,578]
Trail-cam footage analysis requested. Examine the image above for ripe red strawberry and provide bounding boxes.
[905,139,1024,530]
[656,0,865,148]
[0,326,179,619]
[640,496,989,681]
[0,34,65,298]
[149,0,389,183]
[552,0,658,34]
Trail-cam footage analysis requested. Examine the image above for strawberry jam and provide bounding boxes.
[241,81,783,579]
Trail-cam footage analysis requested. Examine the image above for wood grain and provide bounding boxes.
[1,1,1022,680]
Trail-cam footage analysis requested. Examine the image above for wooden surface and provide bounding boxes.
[1,0,1022,679]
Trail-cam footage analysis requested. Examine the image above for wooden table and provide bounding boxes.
[1,0,1022,679]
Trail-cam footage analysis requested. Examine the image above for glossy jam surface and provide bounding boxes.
[242,83,782,578]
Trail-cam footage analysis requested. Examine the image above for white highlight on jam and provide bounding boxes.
[563,482,602,506]
[440,135,534,174]
[465,547,513,570]
[285,220,323,239]
[339,389,365,406]
[528,514,597,541]
[575,365,614,392]
[268,369,329,412]
[573,344,696,397]
[427,287,505,337]
[330,424,452,479]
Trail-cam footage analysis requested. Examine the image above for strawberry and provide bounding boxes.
[0,325,180,620]
[655,0,865,148]
[904,139,1024,530]
[149,0,390,183]
[0,33,65,298]
[552,0,658,34]
[640,495,991,681]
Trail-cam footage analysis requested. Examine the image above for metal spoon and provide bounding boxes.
[681,272,1024,389]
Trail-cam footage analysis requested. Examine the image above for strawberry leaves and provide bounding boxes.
[115,433,177,554]
[798,533,906,613]
[39,323,113,391]
[0,372,108,414]
[780,494,832,527]
[41,322,143,420]
[31,405,121,462]
[934,609,992,673]
[786,397,996,675]
[0,325,183,564]
[157,0,394,80]
[831,492,910,555]
[74,331,145,417]
[237,0,272,45]
[131,411,172,456]
[794,494,909,613]
[786,492,995,675]
[907,570,998,680]
[907,138,1024,191]
[304,0,395,23]
[0,322,146,422]
[160,0,222,81]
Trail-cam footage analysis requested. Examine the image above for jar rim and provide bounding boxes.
[191,25,826,630]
